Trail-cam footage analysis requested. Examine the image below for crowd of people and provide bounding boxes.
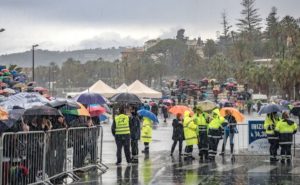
[111,104,239,165]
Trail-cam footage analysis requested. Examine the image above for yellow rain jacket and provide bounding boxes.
[183,111,198,146]
[141,117,153,143]
[208,109,225,130]
[264,115,279,136]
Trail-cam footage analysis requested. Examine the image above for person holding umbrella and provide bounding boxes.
[220,110,238,159]
[264,112,280,162]
[275,112,297,164]
[129,107,141,163]
[111,107,131,165]
[141,117,153,154]
[170,113,184,157]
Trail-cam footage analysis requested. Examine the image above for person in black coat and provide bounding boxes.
[170,113,184,156]
[130,108,141,163]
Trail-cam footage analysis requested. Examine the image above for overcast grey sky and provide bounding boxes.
[0,0,298,54]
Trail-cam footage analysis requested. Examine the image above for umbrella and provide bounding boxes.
[61,103,90,117]
[0,107,8,120]
[13,83,27,89]
[48,98,80,109]
[87,104,106,117]
[137,109,158,123]
[198,100,217,112]
[74,93,106,105]
[110,93,142,104]
[290,106,300,116]
[33,87,48,92]
[169,105,193,116]
[220,107,245,123]
[3,88,16,94]
[258,104,286,115]
[24,105,61,116]
[0,92,49,109]
[163,99,173,104]
[2,109,25,128]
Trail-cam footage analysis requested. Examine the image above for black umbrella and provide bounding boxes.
[24,105,61,116]
[110,93,142,104]
[2,108,25,128]
[48,98,80,109]
[290,106,300,116]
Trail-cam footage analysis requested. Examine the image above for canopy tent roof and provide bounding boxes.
[117,83,128,93]
[127,80,162,98]
[82,80,118,98]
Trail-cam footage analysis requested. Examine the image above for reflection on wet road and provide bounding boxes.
[72,120,300,185]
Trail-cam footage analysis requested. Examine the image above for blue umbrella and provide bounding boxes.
[258,104,286,115]
[74,93,106,105]
[137,109,159,123]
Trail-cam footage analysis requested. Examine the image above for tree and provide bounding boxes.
[176,29,186,42]
[221,11,232,42]
[237,0,262,33]
[203,39,217,60]
[265,7,280,57]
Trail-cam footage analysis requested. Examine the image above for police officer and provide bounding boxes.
[111,107,131,165]
[194,107,209,161]
[129,108,141,163]
[275,112,298,164]
[183,111,198,160]
[141,117,153,154]
[264,112,280,162]
[208,109,225,161]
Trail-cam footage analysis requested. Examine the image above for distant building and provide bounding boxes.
[185,38,204,58]
[253,58,274,67]
[121,47,144,61]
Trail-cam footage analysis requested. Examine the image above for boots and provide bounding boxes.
[230,144,234,154]
[220,144,225,156]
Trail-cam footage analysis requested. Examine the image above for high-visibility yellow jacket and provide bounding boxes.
[141,117,153,143]
[183,111,198,146]
[208,109,224,138]
[275,119,297,144]
[264,115,279,136]
[194,113,208,135]
[114,114,130,135]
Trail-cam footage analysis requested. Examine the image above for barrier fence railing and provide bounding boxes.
[0,126,108,185]
[227,124,300,157]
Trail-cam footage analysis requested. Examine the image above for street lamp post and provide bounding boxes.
[32,44,39,81]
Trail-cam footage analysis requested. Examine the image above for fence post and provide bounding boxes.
[42,132,47,182]
[100,126,103,164]
[0,135,3,185]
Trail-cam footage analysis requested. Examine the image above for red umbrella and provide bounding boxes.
[87,104,106,117]
[34,87,48,92]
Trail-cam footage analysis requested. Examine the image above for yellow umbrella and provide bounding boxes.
[13,83,27,89]
[220,107,245,123]
[0,107,8,120]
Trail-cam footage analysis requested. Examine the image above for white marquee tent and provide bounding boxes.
[127,80,162,98]
[82,80,118,98]
[116,83,128,93]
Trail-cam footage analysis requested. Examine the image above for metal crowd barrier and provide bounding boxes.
[225,124,299,156]
[0,126,108,185]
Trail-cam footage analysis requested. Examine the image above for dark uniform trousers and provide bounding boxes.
[115,134,131,163]
[131,140,139,157]
[198,127,208,159]
[268,135,279,159]
[208,129,221,159]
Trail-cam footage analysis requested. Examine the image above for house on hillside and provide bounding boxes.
[121,47,144,61]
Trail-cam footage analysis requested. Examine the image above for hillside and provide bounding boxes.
[0,47,123,67]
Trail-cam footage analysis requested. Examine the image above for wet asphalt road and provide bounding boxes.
[72,114,300,185]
